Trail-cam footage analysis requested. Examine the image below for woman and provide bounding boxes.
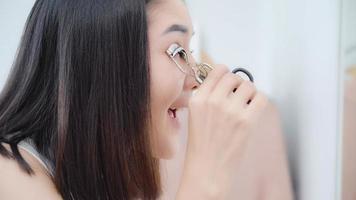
[0,0,267,199]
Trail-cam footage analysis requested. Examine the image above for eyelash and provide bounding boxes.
[169,43,194,60]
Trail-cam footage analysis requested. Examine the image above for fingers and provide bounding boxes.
[193,63,266,117]
[210,72,244,98]
[230,80,257,106]
[194,64,230,97]
[247,92,268,113]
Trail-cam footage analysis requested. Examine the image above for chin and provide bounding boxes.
[153,136,180,160]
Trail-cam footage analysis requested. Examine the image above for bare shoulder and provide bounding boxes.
[0,143,63,200]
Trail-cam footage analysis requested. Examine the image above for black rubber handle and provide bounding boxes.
[232,67,254,82]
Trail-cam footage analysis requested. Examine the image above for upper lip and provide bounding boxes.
[169,92,192,110]
[169,101,189,110]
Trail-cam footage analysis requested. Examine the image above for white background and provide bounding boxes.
[186,0,341,200]
[0,1,36,89]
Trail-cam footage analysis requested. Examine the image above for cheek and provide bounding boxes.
[149,54,184,158]
[150,61,180,109]
[150,52,184,109]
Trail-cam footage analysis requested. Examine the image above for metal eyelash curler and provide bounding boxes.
[166,43,254,85]
[193,63,254,85]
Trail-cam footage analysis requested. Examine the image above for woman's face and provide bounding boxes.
[147,0,198,159]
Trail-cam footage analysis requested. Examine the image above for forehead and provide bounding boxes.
[147,0,194,35]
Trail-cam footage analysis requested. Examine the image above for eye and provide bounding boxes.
[166,43,188,62]
[177,49,188,61]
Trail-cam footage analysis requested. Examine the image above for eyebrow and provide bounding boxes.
[162,24,195,36]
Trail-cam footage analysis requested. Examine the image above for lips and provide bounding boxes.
[168,108,177,118]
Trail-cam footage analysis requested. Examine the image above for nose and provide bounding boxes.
[183,72,199,91]
[183,53,199,91]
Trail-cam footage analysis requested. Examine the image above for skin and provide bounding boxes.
[147,1,271,199]
[0,143,62,199]
[147,0,198,159]
[160,104,294,200]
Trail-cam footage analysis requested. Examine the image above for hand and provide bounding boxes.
[176,64,268,200]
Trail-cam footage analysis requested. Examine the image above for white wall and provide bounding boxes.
[186,0,341,200]
[341,0,356,73]
[0,1,35,90]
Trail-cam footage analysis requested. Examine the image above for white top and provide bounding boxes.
[17,138,54,177]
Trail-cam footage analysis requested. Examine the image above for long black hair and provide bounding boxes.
[0,0,161,199]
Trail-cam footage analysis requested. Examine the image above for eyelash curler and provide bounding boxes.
[194,63,254,84]
[166,43,254,85]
